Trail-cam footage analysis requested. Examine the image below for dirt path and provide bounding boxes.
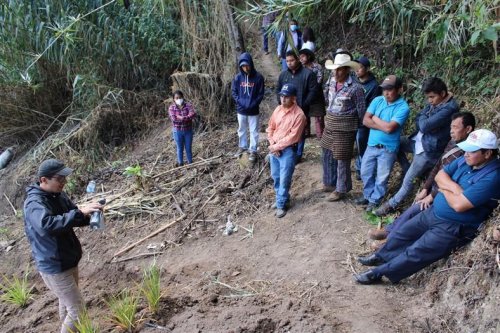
[136,52,415,332]
[0,52,418,333]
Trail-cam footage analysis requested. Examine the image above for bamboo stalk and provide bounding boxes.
[152,154,222,179]
[3,193,17,216]
[113,214,186,258]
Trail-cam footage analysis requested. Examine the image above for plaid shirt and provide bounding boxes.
[325,75,366,119]
[168,102,196,131]
[423,140,464,197]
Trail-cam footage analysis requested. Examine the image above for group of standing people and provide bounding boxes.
[21,17,499,333]
[256,18,500,287]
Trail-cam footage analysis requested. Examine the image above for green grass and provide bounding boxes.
[139,262,162,315]
[107,289,139,332]
[363,211,394,226]
[0,271,34,308]
[68,308,99,333]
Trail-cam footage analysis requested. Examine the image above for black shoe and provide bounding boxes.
[354,270,382,285]
[357,254,385,266]
[354,196,368,205]
[365,202,377,212]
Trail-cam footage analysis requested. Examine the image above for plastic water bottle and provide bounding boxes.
[86,180,96,194]
[90,198,106,230]
[0,148,14,170]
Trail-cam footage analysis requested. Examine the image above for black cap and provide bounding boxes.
[37,159,73,178]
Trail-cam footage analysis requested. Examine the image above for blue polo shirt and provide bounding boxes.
[433,158,500,227]
[366,96,410,152]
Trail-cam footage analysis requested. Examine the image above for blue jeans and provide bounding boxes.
[296,133,306,158]
[389,137,438,208]
[262,26,271,52]
[237,114,259,153]
[355,126,370,174]
[361,146,397,204]
[270,146,297,209]
[173,129,193,164]
[373,208,478,282]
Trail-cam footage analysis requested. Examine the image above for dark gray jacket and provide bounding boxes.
[276,64,318,113]
[24,185,89,274]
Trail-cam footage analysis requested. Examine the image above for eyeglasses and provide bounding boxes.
[49,175,67,184]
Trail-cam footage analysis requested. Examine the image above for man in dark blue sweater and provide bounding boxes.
[231,52,265,162]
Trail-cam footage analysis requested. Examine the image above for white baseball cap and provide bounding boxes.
[457,129,498,152]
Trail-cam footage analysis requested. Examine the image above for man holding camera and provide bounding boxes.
[24,159,103,333]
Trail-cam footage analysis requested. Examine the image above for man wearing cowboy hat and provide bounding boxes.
[299,42,326,139]
[320,51,366,201]
[267,83,307,218]
[355,129,500,284]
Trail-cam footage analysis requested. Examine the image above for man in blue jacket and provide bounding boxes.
[355,129,500,284]
[24,159,103,333]
[375,77,459,216]
[231,52,265,162]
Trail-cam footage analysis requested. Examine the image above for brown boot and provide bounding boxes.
[322,185,335,193]
[370,239,387,251]
[368,228,388,240]
[327,191,346,202]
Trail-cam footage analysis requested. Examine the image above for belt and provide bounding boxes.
[373,144,385,149]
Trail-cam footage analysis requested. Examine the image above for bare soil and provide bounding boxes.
[0,51,473,333]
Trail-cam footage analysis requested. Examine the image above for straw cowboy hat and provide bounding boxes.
[325,52,360,70]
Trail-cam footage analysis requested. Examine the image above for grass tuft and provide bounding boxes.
[107,289,138,332]
[0,271,34,308]
[140,262,162,315]
[68,308,99,333]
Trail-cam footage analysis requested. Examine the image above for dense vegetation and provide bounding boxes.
[241,0,499,128]
[0,0,181,148]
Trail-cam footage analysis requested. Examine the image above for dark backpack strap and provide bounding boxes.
[470,158,500,184]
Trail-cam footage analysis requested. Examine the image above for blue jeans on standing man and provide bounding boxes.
[237,114,259,153]
[360,146,397,204]
[388,137,439,208]
[270,146,297,209]
[173,129,193,165]
[355,126,370,176]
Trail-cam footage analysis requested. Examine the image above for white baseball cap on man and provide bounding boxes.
[457,129,499,152]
